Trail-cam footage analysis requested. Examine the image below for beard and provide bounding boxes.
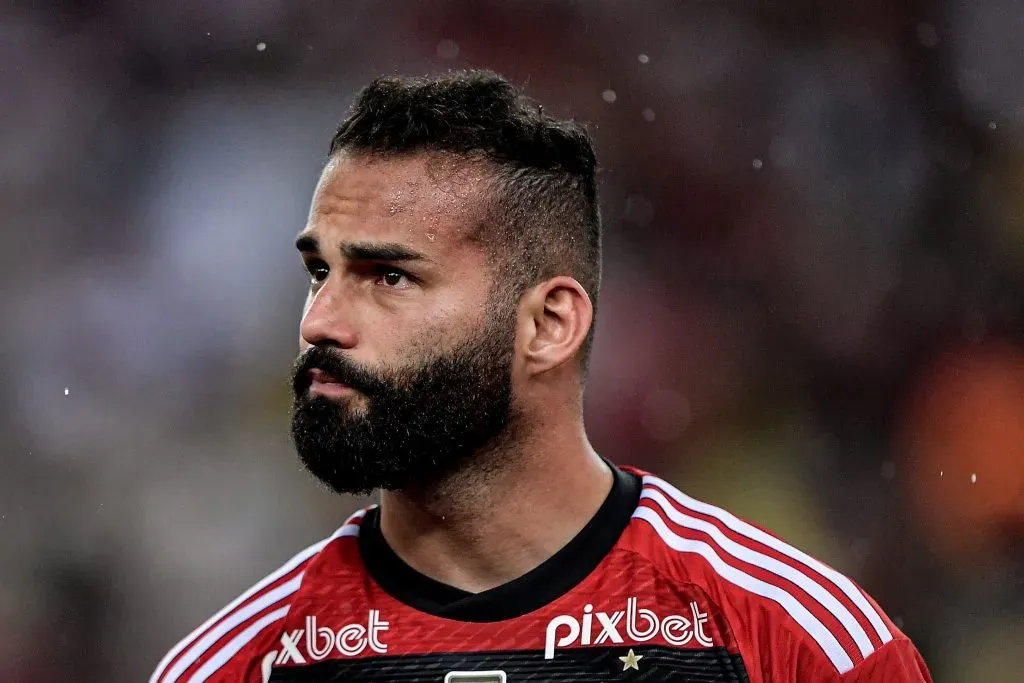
[289,315,517,495]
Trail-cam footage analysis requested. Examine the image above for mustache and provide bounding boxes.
[291,346,383,397]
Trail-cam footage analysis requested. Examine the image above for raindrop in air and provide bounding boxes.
[638,54,650,64]
[988,121,998,130]
[970,473,977,484]
[602,89,617,104]
[752,158,764,170]
[256,42,267,52]
[63,387,69,396]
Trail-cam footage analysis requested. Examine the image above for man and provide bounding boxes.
[150,71,932,683]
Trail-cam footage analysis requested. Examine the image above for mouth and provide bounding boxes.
[307,367,356,398]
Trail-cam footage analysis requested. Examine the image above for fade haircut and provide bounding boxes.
[328,70,602,372]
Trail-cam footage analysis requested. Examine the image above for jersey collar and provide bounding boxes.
[357,462,642,622]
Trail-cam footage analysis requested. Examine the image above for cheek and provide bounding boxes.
[392,313,468,359]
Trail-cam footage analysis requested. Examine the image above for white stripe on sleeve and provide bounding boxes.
[641,488,875,658]
[187,605,291,683]
[633,505,855,674]
[150,541,323,683]
[161,574,303,683]
[644,475,892,645]
[151,508,366,683]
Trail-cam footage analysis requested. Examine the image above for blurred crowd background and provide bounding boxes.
[2,1,1023,681]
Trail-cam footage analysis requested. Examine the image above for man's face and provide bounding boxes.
[290,153,517,495]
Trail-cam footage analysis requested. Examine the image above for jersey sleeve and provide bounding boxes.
[157,608,286,683]
[149,540,325,683]
[837,637,933,683]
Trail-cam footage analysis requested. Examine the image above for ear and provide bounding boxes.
[518,276,593,376]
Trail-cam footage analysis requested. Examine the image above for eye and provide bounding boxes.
[374,266,413,289]
[304,259,329,285]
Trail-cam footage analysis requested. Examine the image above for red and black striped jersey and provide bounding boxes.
[150,466,931,683]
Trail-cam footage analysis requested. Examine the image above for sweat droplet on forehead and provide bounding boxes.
[315,154,488,245]
[385,186,418,216]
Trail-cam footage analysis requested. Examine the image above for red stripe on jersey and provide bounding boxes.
[636,476,895,673]
[647,485,888,652]
[151,509,368,683]
[154,555,312,683]
[641,476,892,646]
[633,503,857,673]
[177,601,287,683]
[638,495,865,667]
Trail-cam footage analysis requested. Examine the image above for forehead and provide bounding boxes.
[305,152,489,248]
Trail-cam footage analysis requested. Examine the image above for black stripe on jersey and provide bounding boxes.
[269,645,750,682]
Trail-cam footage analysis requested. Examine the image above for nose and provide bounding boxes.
[299,281,358,349]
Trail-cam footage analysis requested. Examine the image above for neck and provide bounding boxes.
[376,421,612,593]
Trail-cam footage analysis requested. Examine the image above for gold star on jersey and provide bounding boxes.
[619,649,643,671]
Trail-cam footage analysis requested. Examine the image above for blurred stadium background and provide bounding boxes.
[2,1,1023,680]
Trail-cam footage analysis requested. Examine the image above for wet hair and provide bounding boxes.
[328,69,601,372]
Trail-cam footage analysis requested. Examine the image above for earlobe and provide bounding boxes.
[521,277,592,376]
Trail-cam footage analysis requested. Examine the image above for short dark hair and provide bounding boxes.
[328,70,601,373]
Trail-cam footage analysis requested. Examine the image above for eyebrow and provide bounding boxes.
[295,234,428,263]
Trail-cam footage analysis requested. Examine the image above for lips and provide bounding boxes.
[292,347,372,399]
[308,368,347,387]
[304,366,358,399]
